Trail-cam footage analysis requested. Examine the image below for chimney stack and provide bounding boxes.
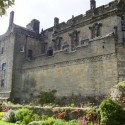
[90,0,96,9]
[54,17,59,27]
[9,11,14,30]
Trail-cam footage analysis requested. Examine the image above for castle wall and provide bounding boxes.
[0,32,15,99]
[11,31,41,98]
[10,13,119,101]
[19,36,118,100]
[116,43,125,81]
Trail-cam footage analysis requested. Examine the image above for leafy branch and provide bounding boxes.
[0,0,15,16]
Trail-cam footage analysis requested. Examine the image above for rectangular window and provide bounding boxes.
[28,49,33,60]
[1,79,4,87]
[1,47,4,54]
[123,31,125,42]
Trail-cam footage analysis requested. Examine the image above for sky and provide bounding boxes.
[0,0,112,35]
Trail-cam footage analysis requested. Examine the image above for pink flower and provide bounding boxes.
[57,112,66,119]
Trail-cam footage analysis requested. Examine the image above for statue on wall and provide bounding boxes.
[89,23,102,39]
[69,30,80,51]
[53,36,62,51]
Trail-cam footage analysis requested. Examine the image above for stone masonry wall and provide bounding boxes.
[19,36,118,100]
[0,32,15,99]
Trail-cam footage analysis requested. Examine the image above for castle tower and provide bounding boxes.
[90,0,96,9]
[9,11,14,30]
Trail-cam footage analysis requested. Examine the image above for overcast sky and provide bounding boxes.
[0,0,112,35]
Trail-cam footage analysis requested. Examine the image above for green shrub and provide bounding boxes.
[28,121,43,125]
[99,98,125,125]
[22,115,32,125]
[42,117,56,125]
[65,120,78,125]
[53,119,66,125]
[38,90,57,105]
[31,114,41,121]
[15,108,33,124]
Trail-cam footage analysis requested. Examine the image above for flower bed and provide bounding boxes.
[0,105,99,125]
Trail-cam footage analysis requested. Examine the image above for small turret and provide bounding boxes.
[9,11,14,30]
[90,0,96,9]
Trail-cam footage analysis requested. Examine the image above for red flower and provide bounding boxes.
[57,112,66,119]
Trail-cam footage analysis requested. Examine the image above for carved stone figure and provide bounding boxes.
[53,36,62,51]
[89,23,102,38]
[69,30,80,51]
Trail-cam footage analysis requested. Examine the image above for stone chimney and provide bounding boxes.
[54,17,59,27]
[26,19,40,34]
[90,0,96,9]
[9,11,14,30]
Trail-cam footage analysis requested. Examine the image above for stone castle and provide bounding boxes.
[0,0,125,102]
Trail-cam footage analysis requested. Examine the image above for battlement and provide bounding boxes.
[41,0,120,36]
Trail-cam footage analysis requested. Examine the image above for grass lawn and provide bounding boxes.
[0,121,18,125]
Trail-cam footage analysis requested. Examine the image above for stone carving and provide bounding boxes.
[53,36,62,51]
[69,30,80,51]
[89,23,102,39]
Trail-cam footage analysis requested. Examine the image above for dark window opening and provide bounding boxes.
[20,46,25,52]
[1,79,4,87]
[47,48,53,56]
[28,49,33,60]
[2,63,6,71]
[62,44,70,52]
[1,47,4,54]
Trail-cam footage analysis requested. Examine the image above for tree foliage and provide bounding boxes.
[99,98,125,125]
[0,0,14,16]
